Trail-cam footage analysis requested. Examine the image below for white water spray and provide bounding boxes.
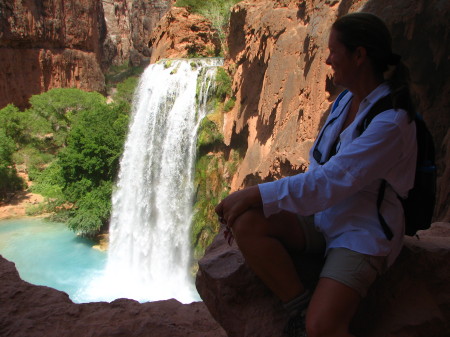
[76,58,222,303]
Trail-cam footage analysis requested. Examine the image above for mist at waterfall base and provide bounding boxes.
[75,59,223,304]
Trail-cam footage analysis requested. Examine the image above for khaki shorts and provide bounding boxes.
[298,215,387,297]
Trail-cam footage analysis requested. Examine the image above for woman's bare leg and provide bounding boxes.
[231,208,307,302]
[305,277,361,337]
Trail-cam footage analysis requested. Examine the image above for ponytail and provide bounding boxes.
[386,59,415,121]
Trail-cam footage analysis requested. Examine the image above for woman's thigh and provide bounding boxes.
[232,209,309,253]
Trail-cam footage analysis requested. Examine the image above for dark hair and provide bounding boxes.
[332,12,415,120]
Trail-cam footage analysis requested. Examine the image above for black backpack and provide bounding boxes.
[358,94,437,239]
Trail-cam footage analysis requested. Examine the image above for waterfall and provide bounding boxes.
[76,58,223,304]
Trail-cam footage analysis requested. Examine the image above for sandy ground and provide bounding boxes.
[0,189,45,221]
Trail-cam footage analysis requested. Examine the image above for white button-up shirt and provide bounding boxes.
[258,83,417,265]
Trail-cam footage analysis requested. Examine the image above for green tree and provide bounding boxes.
[0,128,24,200]
[57,102,129,234]
[28,88,106,147]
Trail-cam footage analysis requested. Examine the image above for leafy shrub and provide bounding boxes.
[30,161,64,199]
[224,97,236,112]
[191,113,243,259]
[67,181,112,236]
[192,148,242,259]
[0,108,25,200]
[215,67,232,100]
[197,116,224,155]
[114,76,140,105]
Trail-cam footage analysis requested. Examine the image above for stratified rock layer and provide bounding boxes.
[0,255,226,337]
[196,223,450,337]
[0,0,106,109]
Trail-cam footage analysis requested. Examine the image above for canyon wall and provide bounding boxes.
[223,0,449,221]
[0,0,107,109]
[101,0,173,67]
[0,0,174,110]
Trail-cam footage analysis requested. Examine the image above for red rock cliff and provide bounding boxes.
[101,0,173,66]
[0,0,107,109]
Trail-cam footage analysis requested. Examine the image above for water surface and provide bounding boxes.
[0,218,106,303]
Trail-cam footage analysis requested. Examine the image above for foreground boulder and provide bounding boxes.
[0,256,226,337]
[196,222,450,337]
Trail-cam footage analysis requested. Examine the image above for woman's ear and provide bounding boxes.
[354,46,368,66]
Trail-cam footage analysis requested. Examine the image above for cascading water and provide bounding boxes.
[76,58,223,304]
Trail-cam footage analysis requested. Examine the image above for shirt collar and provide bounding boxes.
[362,82,390,105]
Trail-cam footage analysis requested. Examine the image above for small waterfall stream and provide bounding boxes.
[77,58,223,303]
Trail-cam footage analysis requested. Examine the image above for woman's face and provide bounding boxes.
[326,28,357,88]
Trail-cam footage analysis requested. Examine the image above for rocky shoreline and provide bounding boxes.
[0,255,226,337]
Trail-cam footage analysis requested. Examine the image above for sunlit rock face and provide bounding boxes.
[0,0,106,109]
[147,6,221,63]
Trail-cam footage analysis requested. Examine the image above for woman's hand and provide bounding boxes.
[215,185,262,229]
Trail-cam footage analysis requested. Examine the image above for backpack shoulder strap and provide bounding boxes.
[358,94,395,240]
[357,94,394,134]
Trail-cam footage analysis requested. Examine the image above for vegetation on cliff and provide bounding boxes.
[191,66,240,260]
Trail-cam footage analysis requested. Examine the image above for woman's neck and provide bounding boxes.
[349,73,384,106]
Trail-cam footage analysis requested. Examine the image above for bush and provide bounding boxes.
[30,161,64,199]
[2,88,131,236]
[67,182,112,236]
[224,97,236,112]
[215,67,232,100]
[0,109,25,200]
[114,76,140,105]
[0,166,24,201]
[197,117,224,155]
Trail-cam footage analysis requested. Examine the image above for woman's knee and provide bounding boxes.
[231,208,268,240]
